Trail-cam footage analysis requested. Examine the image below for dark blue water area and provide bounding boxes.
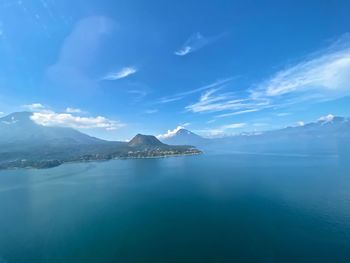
[0,153,349,262]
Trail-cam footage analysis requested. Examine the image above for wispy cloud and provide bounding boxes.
[65,107,83,113]
[0,21,3,39]
[186,88,269,114]
[24,104,86,115]
[253,123,268,127]
[221,123,246,129]
[22,103,46,111]
[276,112,291,117]
[175,46,191,56]
[158,77,234,104]
[31,110,124,130]
[127,89,148,102]
[216,109,260,118]
[187,34,350,118]
[174,32,224,56]
[251,34,350,101]
[158,96,184,104]
[144,109,158,114]
[206,119,216,124]
[102,67,137,80]
[47,16,115,92]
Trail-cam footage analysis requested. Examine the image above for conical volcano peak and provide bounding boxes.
[0,111,33,124]
[128,134,164,147]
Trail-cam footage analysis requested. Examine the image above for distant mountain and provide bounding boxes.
[159,117,350,156]
[0,112,102,146]
[161,129,208,146]
[269,116,350,139]
[0,112,201,169]
[3,111,348,169]
[208,116,350,156]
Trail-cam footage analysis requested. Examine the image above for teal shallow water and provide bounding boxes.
[0,154,350,262]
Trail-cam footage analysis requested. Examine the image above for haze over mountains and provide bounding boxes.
[161,115,350,156]
[1,111,350,169]
[0,112,200,169]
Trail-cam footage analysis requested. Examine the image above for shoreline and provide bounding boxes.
[0,151,203,171]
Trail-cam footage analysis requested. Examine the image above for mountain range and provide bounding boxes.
[161,116,350,157]
[2,112,350,169]
[0,112,201,169]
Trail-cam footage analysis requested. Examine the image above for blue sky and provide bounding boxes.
[1,0,350,140]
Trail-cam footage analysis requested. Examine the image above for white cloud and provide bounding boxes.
[174,32,224,56]
[31,111,124,130]
[65,107,83,113]
[20,103,123,130]
[297,121,305,126]
[102,67,137,80]
[157,125,185,139]
[318,114,335,122]
[23,104,87,115]
[22,103,46,111]
[157,123,190,139]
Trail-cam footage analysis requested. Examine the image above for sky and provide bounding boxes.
[1,0,350,140]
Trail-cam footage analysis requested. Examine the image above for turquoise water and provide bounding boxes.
[0,154,350,262]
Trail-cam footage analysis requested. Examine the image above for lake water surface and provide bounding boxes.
[0,154,350,262]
